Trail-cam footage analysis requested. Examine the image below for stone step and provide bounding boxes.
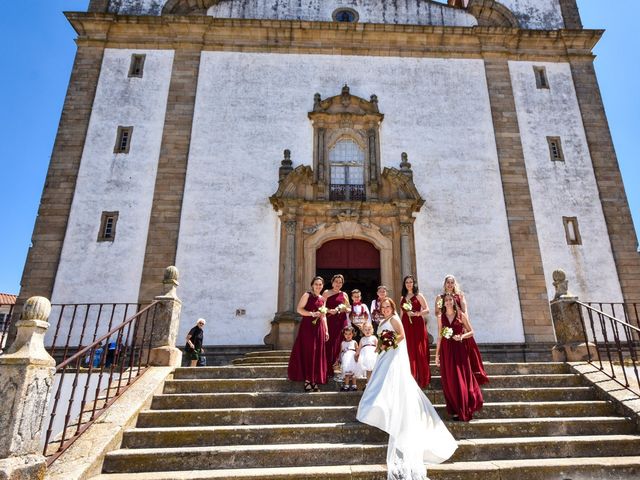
[150,386,596,410]
[172,362,570,379]
[232,357,290,365]
[162,374,585,394]
[123,417,635,448]
[102,436,640,473]
[91,456,640,480]
[244,350,291,357]
[138,401,615,427]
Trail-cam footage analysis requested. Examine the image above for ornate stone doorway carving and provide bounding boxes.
[265,87,425,348]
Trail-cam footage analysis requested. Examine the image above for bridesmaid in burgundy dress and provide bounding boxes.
[323,274,351,375]
[399,275,431,388]
[288,276,329,392]
[435,275,489,385]
[436,293,483,421]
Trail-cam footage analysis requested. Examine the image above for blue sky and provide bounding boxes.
[0,1,637,295]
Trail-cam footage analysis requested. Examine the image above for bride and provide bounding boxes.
[357,298,457,479]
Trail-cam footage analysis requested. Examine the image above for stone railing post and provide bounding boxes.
[550,269,597,362]
[0,296,56,480]
[148,266,183,367]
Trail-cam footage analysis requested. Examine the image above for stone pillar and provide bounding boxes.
[550,269,597,362]
[148,266,183,367]
[283,221,297,312]
[483,56,555,343]
[15,45,105,346]
[558,0,583,29]
[265,220,299,350]
[569,57,640,306]
[400,223,412,279]
[87,0,110,12]
[0,297,56,480]
[138,49,202,303]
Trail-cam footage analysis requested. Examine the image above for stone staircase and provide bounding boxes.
[92,351,640,479]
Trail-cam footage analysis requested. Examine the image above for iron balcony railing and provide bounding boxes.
[43,301,160,465]
[577,301,640,397]
[329,184,366,201]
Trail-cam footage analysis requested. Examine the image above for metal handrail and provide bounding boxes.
[43,301,160,465]
[576,301,640,397]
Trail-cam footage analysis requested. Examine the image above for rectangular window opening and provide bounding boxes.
[98,211,119,242]
[534,66,549,89]
[547,136,564,162]
[114,126,133,154]
[128,54,146,78]
[563,216,582,245]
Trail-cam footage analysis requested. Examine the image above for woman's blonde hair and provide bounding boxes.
[442,275,462,295]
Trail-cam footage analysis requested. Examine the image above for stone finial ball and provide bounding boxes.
[21,296,52,321]
[164,266,179,282]
[552,269,566,282]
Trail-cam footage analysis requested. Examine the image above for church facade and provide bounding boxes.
[19,0,639,353]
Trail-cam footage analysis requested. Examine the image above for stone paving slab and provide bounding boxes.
[122,417,634,448]
[91,456,640,480]
[102,437,640,473]
[149,386,596,410]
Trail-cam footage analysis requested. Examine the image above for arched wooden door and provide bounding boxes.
[316,239,381,305]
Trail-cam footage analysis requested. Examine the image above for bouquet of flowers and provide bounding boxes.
[336,303,348,313]
[441,327,454,339]
[402,302,413,324]
[436,297,443,310]
[314,306,328,325]
[376,329,398,354]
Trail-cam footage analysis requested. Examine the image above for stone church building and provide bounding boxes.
[19,0,639,355]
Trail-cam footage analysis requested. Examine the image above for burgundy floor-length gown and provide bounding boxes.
[452,293,489,385]
[400,294,431,388]
[439,312,484,421]
[288,293,328,385]
[325,291,349,373]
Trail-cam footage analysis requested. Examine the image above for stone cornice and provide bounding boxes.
[65,12,602,60]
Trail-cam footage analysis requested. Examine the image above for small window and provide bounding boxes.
[534,66,549,89]
[98,211,119,242]
[547,136,564,162]
[332,8,358,23]
[114,126,133,154]
[128,54,146,78]
[563,216,582,245]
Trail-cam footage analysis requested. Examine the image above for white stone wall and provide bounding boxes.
[107,0,565,30]
[500,0,564,29]
[509,61,624,304]
[108,0,166,15]
[207,0,477,27]
[176,51,524,345]
[49,49,174,346]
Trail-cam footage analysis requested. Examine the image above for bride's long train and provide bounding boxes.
[357,318,457,480]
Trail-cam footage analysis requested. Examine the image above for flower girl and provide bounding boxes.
[356,322,378,384]
[339,326,359,391]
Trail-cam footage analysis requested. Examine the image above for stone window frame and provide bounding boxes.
[114,126,133,154]
[547,136,564,162]
[332,8,359,23]
[98,211,119,242]
[128,54,146,78]
[563,216,582,245]
[534,66,549,89]
[308,87,383,202]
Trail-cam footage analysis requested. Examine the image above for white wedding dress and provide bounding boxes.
[356,315,458,480]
